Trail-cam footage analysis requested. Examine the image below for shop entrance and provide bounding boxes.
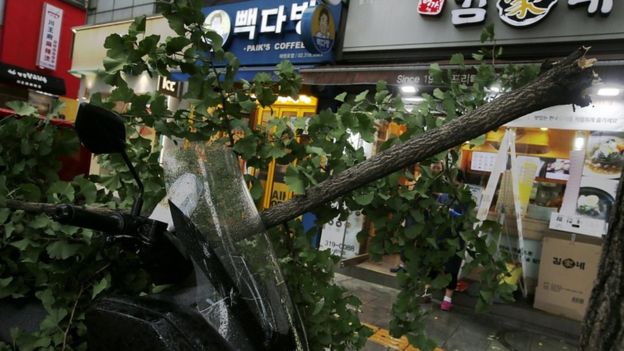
[252,95,317,210]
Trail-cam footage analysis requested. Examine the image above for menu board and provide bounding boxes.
[471,152,498,172]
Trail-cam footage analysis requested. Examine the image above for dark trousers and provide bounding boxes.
[399,250,463,290]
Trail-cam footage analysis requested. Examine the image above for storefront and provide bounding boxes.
[71,0,345,202]
[0,0,89,180]
[0,0,86,119]
[318,0,624,322]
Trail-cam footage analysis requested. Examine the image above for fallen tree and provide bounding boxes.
[580,173,624,350]
[8,47,620,350]
[260,47,595,227]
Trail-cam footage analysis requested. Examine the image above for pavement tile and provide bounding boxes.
[423,308,463,344]
[336,274,579,351]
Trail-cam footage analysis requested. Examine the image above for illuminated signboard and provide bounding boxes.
[202,0,342,66]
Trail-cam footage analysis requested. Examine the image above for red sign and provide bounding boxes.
[418,0,445,16]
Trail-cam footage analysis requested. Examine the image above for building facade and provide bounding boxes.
[319,0,624,322]
[0,0,87,118]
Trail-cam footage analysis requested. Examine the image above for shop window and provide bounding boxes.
[28,91,55,116]
[460,127,623,228]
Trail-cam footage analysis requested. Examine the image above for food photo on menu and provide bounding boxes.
[583,131,624,178]
[543,158,571,180]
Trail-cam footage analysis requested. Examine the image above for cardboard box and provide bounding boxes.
[534,236,602,321]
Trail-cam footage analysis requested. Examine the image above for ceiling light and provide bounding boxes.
[400,85,417,94]
[489,85,501,93]
[402,96,425,103]
[597,88,620,96]
[574,136,585,150]
[540,127,548,131]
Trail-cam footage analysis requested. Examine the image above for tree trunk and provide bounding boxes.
[580,171,624,350]
[260,47,595,227]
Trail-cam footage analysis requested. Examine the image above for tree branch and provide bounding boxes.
[260,47,595,228]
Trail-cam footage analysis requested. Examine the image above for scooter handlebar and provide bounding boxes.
[53,204,126,234]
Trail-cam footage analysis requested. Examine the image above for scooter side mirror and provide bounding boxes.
[75,103,144,216]
[75,103,126,155]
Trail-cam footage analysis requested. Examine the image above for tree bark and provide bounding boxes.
[260,47,595,228]
[580,171,624,350]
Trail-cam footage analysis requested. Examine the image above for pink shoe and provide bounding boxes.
[440,300,453,311]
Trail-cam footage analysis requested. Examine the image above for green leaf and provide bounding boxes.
[433,88,445,100]
[305,146,325,156]
[449,53,464,66]
[246,175,264,201]
[429,63,442,75]
[9,238,32,251]
[74,176,98,204]
[0,208,10,223]
[47,181,75,202]
[0,277,12,288]
[476,297,489,312]
[19,184,41,201]
[480,289,494,304]
[35,289,55,311]
[284,165,305,195]
[28,214,50,229]
[239,99,257,113]
[150,94,168,117]
[102,56,127,73]
[469,134,486,147]
[353,192,374,206]
[165,36,191,54]
[354,90,368,103]
[166,13,186,35]
[404,225,423,239]
[129,15,147,37]
[472,53,485,61]
[40,308,68,330]
[430,272,451,289]
[6,101,38,117]
[335,92,347,102]
[92,274,111,299]
[46,240,81,260]
[233,136,258,158]
[480,23,495,43]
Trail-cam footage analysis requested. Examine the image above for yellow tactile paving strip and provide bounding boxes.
[362,323,444,351]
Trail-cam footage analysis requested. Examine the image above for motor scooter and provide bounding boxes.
[0,103,308,350]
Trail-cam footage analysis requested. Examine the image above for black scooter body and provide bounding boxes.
[86,295,233,351]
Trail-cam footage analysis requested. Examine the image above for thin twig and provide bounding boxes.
[60,262,110,351]
[61,285,84,351]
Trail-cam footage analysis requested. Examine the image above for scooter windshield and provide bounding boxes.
[159,138,308,350]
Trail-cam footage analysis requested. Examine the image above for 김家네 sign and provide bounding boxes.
[417,0,612,27]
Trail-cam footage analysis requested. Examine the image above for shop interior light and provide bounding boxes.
[597,87,620,96]
[299,95,312,104]
[574,136,585,150]
[540,127,548,131]
[400,85,417,94]
[276,95,314,104]
[402,96,425,103]
[488,85,501,93]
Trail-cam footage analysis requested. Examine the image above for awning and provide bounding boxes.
[300,61,624,87]
[171,65,315,82]
[70,15,175,76]
[300,64,434,86]
[0,62,66,95]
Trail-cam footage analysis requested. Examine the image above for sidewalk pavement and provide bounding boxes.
[334,273,579,351]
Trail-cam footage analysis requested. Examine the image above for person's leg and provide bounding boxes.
[440,254,462,311]
[390,250,406,273]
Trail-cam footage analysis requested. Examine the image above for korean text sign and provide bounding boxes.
[37,3,63,70]
[202,0,342,66]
